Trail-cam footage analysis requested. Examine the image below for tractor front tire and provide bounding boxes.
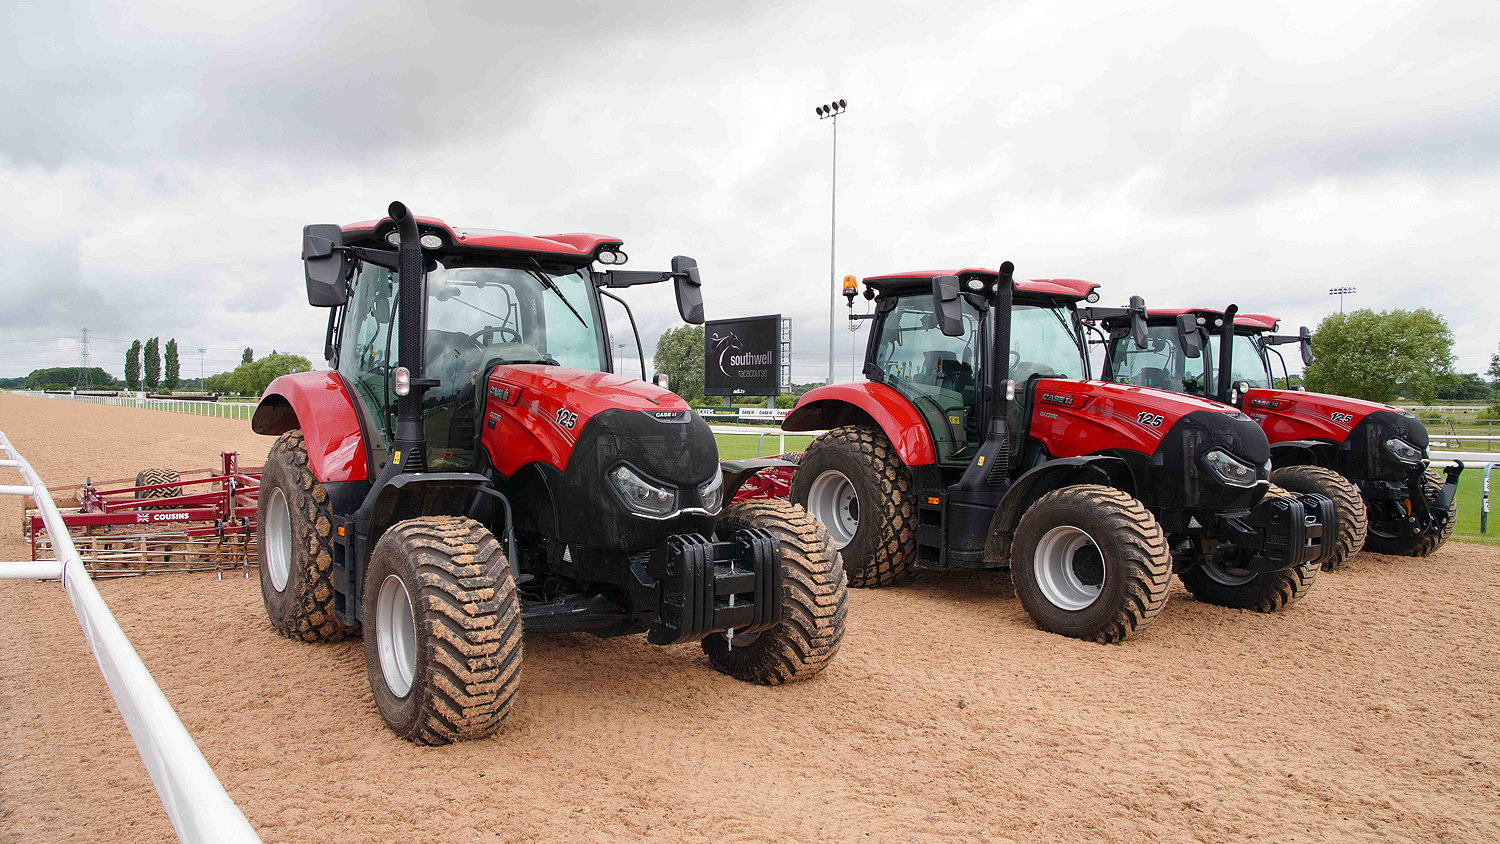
[1270,465,1368,570]
[256,430,359,643]
[789,425,916,587]
[1363,470,1456,557]
[1010,485,1172,644]
[702,499,847,684]
[363,516,523,745]
[1180,486,1320,613]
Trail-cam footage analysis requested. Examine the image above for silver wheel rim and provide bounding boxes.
[1201,558,1257,587]
[1033,526,1105,611]
[264,487,291,592]
[807,470,859,549]
[376,575,418,698]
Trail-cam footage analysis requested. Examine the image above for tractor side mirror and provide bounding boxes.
[1299,326,1313,366]
[303,224,350,307]
[671,256,704,324]
[932,275,964,337]
[1176,313,1203,358]
[1128,295,1148,350]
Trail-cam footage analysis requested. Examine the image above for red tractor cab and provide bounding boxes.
[251,203,846,744]
[1095,306,1461,564]
[781,265,1334,644]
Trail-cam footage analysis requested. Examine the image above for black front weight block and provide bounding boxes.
[1218,491,1334,572]
[642,528,782,646]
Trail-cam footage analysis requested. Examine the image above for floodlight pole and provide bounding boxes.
[1328,286,1358,314]
[817,98,847,385]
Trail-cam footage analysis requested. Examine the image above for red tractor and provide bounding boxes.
[251,203,846,744]
[780,265,1334,643]
[1094,305,1461,566]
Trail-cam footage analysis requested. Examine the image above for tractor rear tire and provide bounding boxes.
[1180,485,1320,613]
[1363,469,1455,557]
[1009,485,1172,644]
[1270,465,1368,570]
[256,430,359,643]
[702,499,847,684]
[363,516,523,745]
[134,468,182,504]
[789,425,916,587]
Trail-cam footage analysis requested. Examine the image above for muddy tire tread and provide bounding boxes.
[792,425,915,587]
[702,499,847,684]
[1270,465,1368,571]
[259,431,359,642]
[370,516,522,745]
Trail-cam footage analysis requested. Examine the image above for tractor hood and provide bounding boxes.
[1241,388,1415,443]
[480,364,720,554]
[1032,379,1257,458]
[480,364,701,480]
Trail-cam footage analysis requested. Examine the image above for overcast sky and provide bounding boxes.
[1,0,1496,384]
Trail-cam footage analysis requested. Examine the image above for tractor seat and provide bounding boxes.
[1136,367,1171,389]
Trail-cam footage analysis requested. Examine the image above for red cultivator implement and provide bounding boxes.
[23,452,261,575]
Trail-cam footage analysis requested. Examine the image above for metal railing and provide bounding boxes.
[709,424,825,457]
[0,430,261,843]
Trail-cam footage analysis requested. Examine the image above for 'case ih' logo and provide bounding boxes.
[1330,411,1354,424]
[1250,398,1278,408]
[1041,393,1074,406]
[489,385,511,402]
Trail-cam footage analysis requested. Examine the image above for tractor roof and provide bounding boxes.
[862,269,1099,301]
[341,215,623,265]
[1094,307,1280,332]
[1147,308,1281,331]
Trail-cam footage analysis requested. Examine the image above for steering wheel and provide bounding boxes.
[467,326,522,347]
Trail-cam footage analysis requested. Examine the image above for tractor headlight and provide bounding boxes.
[1383,437,1424,464]
[608,464,677,518]
[699,471,724,514]
[1201,448,1260,488]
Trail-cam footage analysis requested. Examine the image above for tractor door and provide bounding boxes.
[337,261,399,465]
[871,294,984,466]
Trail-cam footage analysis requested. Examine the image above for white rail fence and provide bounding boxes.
[15,390,258,421]
[0,430,261,843]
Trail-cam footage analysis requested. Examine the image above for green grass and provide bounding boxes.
[713,433,813,460]
[1451,465,1500,546]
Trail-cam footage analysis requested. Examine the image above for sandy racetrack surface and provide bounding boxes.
[1,392,1496,843]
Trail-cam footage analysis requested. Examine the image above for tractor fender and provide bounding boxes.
[253,371,369,482]
[983,455,1134,565]
[1268,439,1333,468]
[781,382,937,466]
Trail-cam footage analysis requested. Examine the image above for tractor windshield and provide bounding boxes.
[1009,304,1088,383]
[1206,332,1274,390]
[338,257,605,471]
[422,260,604,469]
[1110,325,1211,395]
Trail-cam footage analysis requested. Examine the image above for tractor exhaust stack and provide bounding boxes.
[389,201,431,472]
